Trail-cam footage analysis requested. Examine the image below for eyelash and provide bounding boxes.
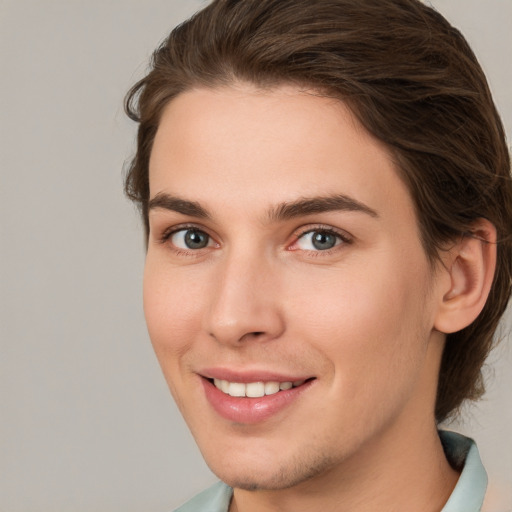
[157,223,353,256]
[158,224,215,255]
[291,225,353,254]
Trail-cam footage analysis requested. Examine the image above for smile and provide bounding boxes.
[213,379,306,398]
[202,375,315,423]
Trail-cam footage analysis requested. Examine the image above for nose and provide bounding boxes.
[204,251,285,346]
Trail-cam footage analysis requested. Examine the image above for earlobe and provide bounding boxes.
[434,219,497,334]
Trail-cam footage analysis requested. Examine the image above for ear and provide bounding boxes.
[434,219,497,334]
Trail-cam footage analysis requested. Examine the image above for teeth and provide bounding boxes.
[213,379,307,397]
[246,382,265,397]
[264,381,280,395]
[228,382,246,397]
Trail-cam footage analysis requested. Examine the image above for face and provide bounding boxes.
[145,84,447,490]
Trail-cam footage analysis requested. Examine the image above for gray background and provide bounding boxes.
[1,1,510,510]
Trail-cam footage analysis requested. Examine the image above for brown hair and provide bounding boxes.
[124,0,512,422]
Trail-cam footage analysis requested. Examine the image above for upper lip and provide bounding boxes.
[199,367,314,383]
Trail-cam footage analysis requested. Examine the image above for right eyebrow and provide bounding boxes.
[148,192,211,219]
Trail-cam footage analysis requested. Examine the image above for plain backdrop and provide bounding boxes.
[1,1,511,510]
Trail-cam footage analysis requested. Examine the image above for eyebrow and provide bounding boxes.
[148,193,211,219]
[148,192,379,221]
[267,194,379,221]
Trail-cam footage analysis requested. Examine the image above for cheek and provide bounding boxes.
[143,259,205,367]
[289,263,426,342]
[142,261,212,417]
[286,254,432,392]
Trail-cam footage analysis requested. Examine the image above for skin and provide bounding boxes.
[145,84,462,512]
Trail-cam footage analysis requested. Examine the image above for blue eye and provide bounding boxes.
[296,230,343,251]
[170,229,211,249]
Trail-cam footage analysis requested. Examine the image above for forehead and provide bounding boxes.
[148,84,416,225]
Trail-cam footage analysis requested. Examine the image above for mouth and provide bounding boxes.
[200,373,316,424]
[209,378,313,398]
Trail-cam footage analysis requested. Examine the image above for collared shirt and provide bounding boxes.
[174,431,487,512]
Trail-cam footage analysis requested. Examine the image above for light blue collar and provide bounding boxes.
[439,431,488,512]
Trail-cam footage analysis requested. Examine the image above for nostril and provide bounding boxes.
[236,331,266,343]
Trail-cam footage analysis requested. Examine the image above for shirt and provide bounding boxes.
[174,431,487,512]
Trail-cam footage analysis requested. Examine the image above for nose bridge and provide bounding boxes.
[205,244,283,345]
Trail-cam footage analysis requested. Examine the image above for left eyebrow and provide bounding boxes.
[267,194,379,222]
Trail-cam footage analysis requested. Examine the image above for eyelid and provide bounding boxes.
[288,224,353,251]
[157,223,220,254]
[159,223,208,242]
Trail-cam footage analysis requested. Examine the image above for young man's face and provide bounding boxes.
[144,84,448,490]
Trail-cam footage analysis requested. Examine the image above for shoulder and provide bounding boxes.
[173,481,233,512]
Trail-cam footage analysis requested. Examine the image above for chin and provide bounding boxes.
[204,445,339,491]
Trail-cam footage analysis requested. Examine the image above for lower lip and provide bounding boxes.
[202,378,314,424]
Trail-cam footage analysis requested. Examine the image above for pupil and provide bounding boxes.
[185,230,208,249]
[312,232,336,250]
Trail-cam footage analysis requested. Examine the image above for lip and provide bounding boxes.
[200,367,312,383]
[200,373,315,424]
